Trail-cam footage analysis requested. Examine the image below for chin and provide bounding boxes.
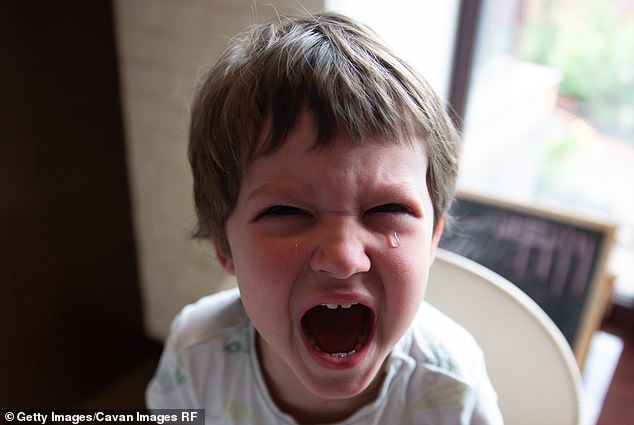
[298,352,387,401]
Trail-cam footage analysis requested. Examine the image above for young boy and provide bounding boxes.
[147,12,503,425]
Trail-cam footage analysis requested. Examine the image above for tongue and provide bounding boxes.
[302,305,366,354]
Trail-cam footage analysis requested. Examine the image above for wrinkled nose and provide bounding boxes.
[309,222,371,279]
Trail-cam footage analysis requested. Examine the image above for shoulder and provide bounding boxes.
[168,287,248,353]
[388,302,504,423]
[394,302,486,386]
[146,287,252,408]
[397,301,488,381]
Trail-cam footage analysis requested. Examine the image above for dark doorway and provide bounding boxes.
[1,1,152,407]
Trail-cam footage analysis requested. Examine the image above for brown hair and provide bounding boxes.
[189,12,461,253]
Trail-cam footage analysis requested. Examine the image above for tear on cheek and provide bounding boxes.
[301,304,373,358]
[388,232,400,248]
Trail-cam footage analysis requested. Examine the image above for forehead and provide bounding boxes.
[242,111,429,191]
[250,108,424,164]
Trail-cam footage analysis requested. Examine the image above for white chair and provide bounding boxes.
[426,249,584,425]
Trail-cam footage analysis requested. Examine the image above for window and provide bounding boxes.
[458,0,634,303]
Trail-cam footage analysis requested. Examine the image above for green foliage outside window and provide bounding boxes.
[519,0,633,141]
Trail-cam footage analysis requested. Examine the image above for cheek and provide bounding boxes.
[385,260,429,342]
[383,233,435,305]
[387,254,429,301]
[234,238,298,305]
[236,258,290,340]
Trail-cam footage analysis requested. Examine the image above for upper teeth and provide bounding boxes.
[321,302,358,309]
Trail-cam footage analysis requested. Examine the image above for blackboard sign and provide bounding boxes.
[439,192,615,361]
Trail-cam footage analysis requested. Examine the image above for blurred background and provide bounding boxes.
[1,0,632,423]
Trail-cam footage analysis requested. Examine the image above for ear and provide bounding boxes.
[213,239,235,275]
[429,217,445,260]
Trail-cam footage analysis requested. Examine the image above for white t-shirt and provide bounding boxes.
[147,288,503,424]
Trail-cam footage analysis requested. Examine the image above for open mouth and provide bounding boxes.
[301,303,374,359]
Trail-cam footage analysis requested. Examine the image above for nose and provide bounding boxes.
[309,221,371,279]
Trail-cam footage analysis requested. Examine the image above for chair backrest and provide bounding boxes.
[426,249,584,425]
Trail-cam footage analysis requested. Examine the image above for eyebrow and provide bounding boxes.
[245,182,304,203]
[246,180,425,204]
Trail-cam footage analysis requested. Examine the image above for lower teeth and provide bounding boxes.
[306,337,362,359]
[302,306,372,359]
[330,350,356,359]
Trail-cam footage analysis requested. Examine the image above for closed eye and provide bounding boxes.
[257,205,309,218]
[367,203,415,215]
